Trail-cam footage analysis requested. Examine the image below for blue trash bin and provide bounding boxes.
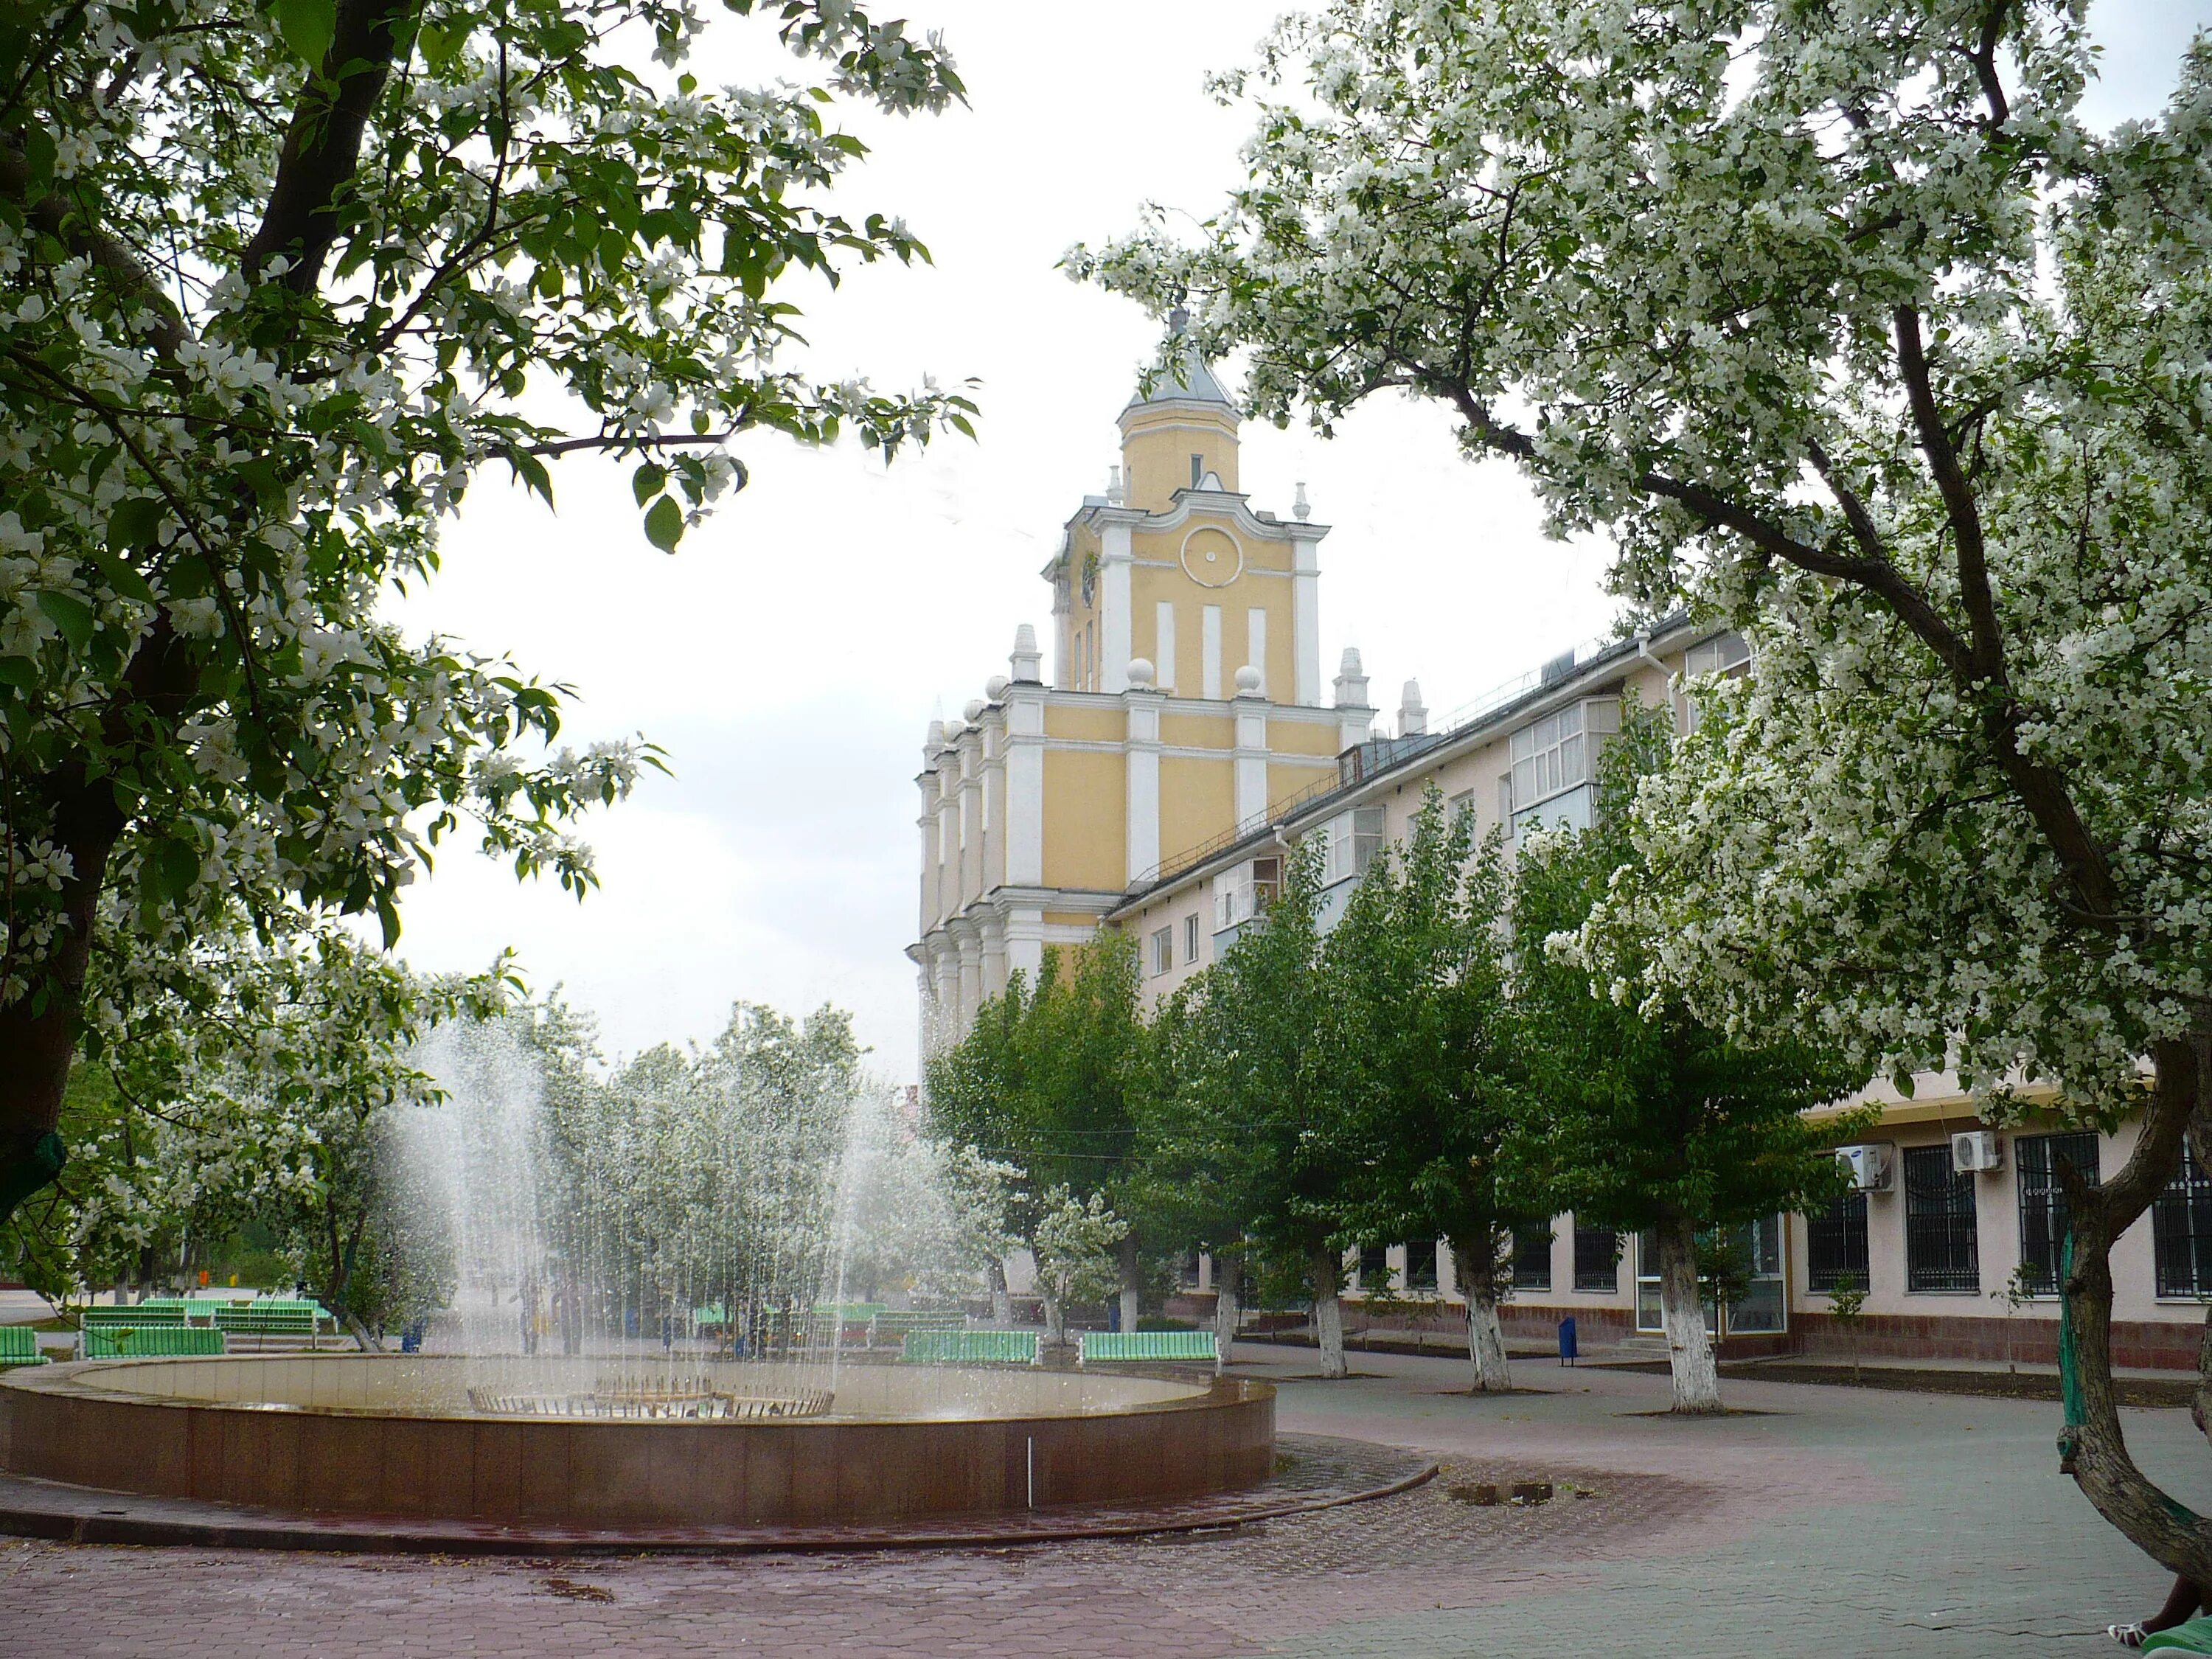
[1558,1315,1579,1366]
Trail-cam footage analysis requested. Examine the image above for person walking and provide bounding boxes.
[512,1271,543,1357]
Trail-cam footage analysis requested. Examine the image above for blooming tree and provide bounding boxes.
[0,0,973,1219]
[1075,0,2212,1565]
[1029,1185,1126,1350]
[2,897,509,1337]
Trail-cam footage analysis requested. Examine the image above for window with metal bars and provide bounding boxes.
[1904,1144,1979,1293]
[2016,1131,2099,1295]
[1806,1193,1869,1293]
[2155,1141,2212,1299]
[1511,1228,1553,1292]
[1573,1223,1618,1292]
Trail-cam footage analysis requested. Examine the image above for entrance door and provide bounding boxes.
[1635,1219,1788,1337]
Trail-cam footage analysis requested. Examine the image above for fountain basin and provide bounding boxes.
[0,1355,1273,1528]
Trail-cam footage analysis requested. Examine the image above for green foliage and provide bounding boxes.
[1510,701,1864,1241]
[1320,785,1537,1306]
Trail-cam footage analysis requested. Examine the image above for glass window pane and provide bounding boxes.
[1905,1144,1979,1293]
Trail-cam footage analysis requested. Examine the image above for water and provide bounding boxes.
[395,1016,992,1415]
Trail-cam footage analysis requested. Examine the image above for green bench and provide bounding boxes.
[0,1327,49,1368]
[213,1304,321,1338]
[84,1326,226,1358]
[83,1304,189,1329]
[1079,1329,1220,1368]
[900,1329,1039,1366]
[869,1310,964,1344]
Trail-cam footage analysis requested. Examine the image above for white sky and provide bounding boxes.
[385,0,2212,1082]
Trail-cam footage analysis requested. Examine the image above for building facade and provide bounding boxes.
[913,347,2212,1369]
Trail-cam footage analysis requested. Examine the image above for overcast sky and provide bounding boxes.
[384,0,2212,1082]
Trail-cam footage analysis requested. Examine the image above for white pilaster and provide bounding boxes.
[979,911,1009,1007]
[1004,686,1046,886]
[1125,669,1164,884]
[1233,670,1269,829]
[1101,521,1133,693]
[1245,608,1267,698]
[1004,906,1046,984]
[1202,605,1222,700]
[1292,531,1322,706]
[1155,601,1177,692]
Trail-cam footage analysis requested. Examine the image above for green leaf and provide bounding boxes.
[631,462,667,507]
[35,591,94,648]
[273,0,336,65]
[644,494,684,552]
[109,495,161,555]
[0,655,35,690]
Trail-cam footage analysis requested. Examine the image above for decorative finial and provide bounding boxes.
[1107,464,1124,506]
[1234,664,1264,698]
[1126,658,1155,689]
[1292,481,1310,522]
[1399,678,1427,737]
[1010,623,1043,684]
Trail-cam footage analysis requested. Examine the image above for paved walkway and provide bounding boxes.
[1,1345,2204,1657]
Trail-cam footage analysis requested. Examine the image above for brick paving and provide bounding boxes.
[1,1346,2204,1656]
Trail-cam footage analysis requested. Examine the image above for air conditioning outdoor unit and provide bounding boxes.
[1836,1144,1893,1193]
[1952,1131,2004,1174]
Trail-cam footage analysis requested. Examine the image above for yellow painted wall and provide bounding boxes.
[1044,703,1125,742]
[1158,755,1236,869]
[1043,911,1100,929]
[1267,717,1344,757]
[1121,408,1238,512]
[1159,712,1234,751]
[1041,748,1127,892]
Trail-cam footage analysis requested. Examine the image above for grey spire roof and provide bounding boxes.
[1125,307,1235,413]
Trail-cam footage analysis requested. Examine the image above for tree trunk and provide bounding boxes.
[1211,1253,1241,1375]
[986,1256,1012,1325]
[2059,1032,2212,1584]
[1452,1232,1513,1393]
[1310,1244,1346,1379]
[1116,1232,1141,1334]
[1040,1286,1065,1350]
[1655,1208,1721,1414]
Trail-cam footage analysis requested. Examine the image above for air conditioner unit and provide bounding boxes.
[1836,1144,1893,1193]
[1952,1131,2004,1174]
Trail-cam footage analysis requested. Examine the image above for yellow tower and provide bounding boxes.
[911,320,1367,1056]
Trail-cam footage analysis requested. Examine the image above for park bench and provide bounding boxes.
[83,1304,189,1329]
[0,1327,49,1368]
[212,1302,330,1348]
[83,1326,226,1359]
[1079,1329,1220,1368]
[900,1329,1039,1366]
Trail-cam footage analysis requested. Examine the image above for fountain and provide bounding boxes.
[0,1018,1276,1541]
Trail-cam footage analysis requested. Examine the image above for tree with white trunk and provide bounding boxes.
[1030,1186,1126,1352]
[0,0,973,1222]
[1324,785,1536,1394]
[1512,708,1859,1413]
[1077,0,2212,1562]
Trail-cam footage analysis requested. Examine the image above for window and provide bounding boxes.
[1684,630,1750,678]
[1183,914,1200,964]
[1512,1227,1554,1292]
[1404,1239,1439,1290]
[1318,807,1386,886]
[1214,856,1282,931]
[1506,699,1620,831]
[1357,1244,1389,1291]
[1150,926,1173,977]
[2154,1141,2212,1299]
[1447,789,1475,829]
[1905,1144,1979,1293]
[2017,1131,2099,1295]
[1806,1192,1870,1293]
[1190,453,1204,488]
[1573,1223,1618,1292]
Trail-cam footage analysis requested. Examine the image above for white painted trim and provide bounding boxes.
[1246,608,1267,698]
[1127,743,1160,886]
[1101,521,1133,693]
[1202,605,1222,700]
[1006,738,1044,886]
[1155,600,1177,691]
[1293,563,1320,707]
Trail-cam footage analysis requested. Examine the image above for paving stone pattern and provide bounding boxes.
[2,1348,2205,1657]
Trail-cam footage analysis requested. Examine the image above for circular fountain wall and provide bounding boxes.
[0,1354,1273,1528]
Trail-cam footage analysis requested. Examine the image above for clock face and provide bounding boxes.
[1180,527,1241,588]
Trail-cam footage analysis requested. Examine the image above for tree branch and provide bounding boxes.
[1968,0,2012,129]
[243,0,420,293]
[0,144,189,358]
